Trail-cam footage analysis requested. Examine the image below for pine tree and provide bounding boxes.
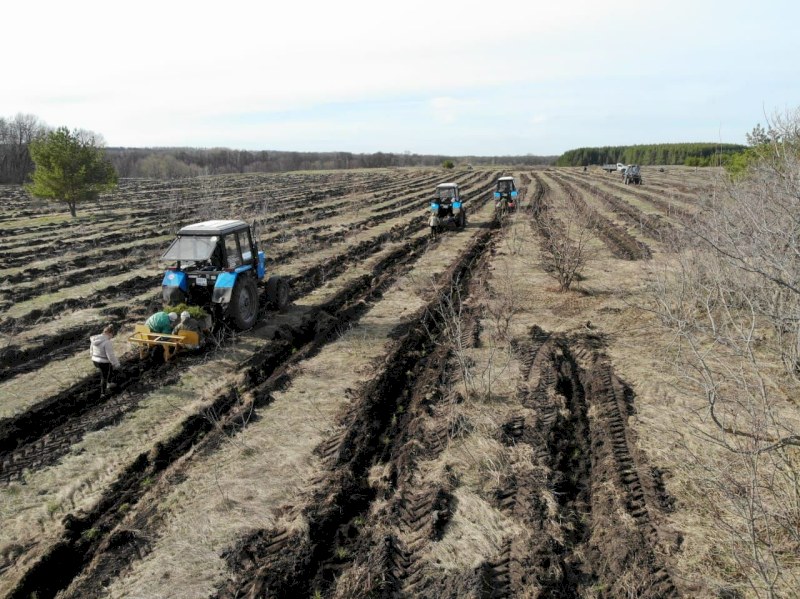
[27,127,117,217]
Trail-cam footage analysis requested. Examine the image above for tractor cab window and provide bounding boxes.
[497,180,515,193]
[210,240,224,268]
[238,230,253,262]
[161,235,219,263]
[437,187,457,201]
[224,234,243,269]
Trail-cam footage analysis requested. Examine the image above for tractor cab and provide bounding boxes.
[623,165,642,185]
[494,176,518,213]
[160,220,287,330]
[430,183,466,235]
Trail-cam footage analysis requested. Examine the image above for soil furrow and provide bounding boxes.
[215,224,497,598]
[5,221,439,599]
[560,172,677,241]
[545,172,652,260]
[0,219,436,481]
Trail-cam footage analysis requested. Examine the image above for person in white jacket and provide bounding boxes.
[90,325,121,396]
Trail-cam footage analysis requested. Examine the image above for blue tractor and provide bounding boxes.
[494,176,519,214]
[429,183,467,236]
[159,220,289,330]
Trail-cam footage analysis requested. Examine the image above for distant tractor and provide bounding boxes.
[494,176,519,214]
[430,183,467,236]
[624,165,642,185]
[160,220,289,330]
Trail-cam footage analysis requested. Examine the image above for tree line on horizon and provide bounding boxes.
[555,142,747,167]
[104,147,557,179]
[0,112,555,183]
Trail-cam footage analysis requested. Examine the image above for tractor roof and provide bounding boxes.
[436,183,459,189]
[177,220,249,236]
[497,176,515,182]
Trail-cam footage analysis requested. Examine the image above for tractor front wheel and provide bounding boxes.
[229,277,259,330]
[163,287,185,306]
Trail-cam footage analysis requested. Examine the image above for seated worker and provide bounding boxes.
[172,310,204,348]
[145,310,178,334]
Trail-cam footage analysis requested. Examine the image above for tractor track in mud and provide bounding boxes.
[0,168,703,598]
[0,358,187,484]
[216,216,679,597]
[545,173,652,261]
[223,322,681,598]
[528,172,573,252]
[527,172,546,215]
[4,211,485,598]
[1,183,492,378]
[0,211,441,483]
[480,330,678,597]
[215,224,498,598]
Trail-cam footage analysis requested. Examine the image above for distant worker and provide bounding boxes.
[173,310,204,347]
[146,310,178,334]
[90,324,120,396]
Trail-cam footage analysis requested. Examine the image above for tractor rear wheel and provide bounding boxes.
[266,276,290,310]
[229,277,259,330]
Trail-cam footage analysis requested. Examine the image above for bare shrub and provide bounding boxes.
[425,275,474,399]
[650,108,800,596]
[535,205,592,292]
[424,274,512,409]
[483,262,521,342]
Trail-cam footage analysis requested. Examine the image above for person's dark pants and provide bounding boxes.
[93,361,113,395]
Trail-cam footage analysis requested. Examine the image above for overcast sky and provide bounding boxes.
[3,0,798,155]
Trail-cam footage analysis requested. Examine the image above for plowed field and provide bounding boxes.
[0,166,723,597]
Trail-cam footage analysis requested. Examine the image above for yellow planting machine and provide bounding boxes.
[128,325,200,362]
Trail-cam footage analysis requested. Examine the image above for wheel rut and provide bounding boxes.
[4,215,444,599]
[215,224,498,598]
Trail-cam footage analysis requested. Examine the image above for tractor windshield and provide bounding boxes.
[161,235,220,263]
[437,187,457,201]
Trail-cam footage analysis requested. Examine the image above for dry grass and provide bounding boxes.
[0,286,164,420]
[0,336,262,597]
[3,268,155,321]
[8,168,782,596]
[101,197,500,597]
[381,177,787,594]
[425,486,522,570]
[0,353,94,420]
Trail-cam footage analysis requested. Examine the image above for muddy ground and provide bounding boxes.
[0,166,738,597]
